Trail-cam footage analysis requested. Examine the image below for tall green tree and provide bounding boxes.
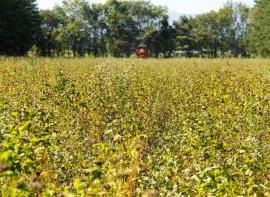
[104,0,137,57]
[36,9,63,56]
[158,15,176,57]
[173,16,195,57]
[248,0,270,57]
[60,0,90,57]
[0,0,40,56]
[192,11,221,57]
[220,2,249,57]
[83,3,107,56]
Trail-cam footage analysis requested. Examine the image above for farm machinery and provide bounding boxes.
[136,44,150,58]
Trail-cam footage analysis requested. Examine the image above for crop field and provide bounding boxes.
[1,58,270,196]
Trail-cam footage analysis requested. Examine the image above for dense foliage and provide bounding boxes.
[37,0,250,58]
[2,0,270,57]
[0,0,40,56]
[35,0,270,58]
[36,0,170,58]
[1,58,270,195]
[248,0,270,57]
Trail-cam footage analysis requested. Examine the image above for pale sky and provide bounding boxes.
[37,0,255,14]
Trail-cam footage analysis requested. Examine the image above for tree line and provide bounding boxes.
[0,0,270,58]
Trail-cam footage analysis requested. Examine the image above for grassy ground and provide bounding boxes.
[1,58,270,196]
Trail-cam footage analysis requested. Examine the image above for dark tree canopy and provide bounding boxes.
[0,0,40,56]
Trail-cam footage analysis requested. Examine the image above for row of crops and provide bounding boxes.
[0,58,270,196]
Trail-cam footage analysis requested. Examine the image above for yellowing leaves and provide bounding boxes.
[1,58,270,196]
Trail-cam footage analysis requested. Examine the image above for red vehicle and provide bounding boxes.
[136,44,150,58]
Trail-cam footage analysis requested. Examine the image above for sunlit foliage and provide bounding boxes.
[0,58,270,195]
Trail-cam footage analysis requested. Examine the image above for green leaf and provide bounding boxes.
[0,151,12,163]
[19,120,32,131]
[30,137,40,143]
